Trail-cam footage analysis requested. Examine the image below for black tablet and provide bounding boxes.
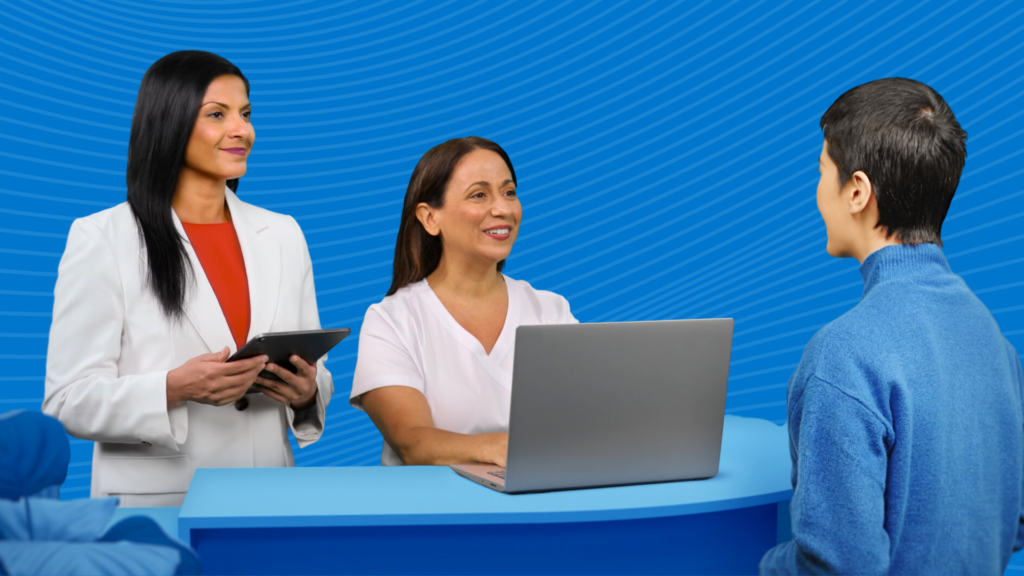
[226,328,350,393]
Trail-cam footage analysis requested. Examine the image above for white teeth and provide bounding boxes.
[485,228,510,235]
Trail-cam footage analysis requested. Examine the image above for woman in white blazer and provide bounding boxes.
[42,51,333,507]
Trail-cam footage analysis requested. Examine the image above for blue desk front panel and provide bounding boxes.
[192,503,778,576]
[119,504,1024,575]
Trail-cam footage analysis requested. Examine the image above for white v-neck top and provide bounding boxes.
[350,275,577,466]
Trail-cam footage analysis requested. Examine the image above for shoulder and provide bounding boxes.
[505,276,575,322]
[229,194,314,273]
[788,300,895,418]
[74,202,133,232]
[787,308,867,400]
[371,281,423,316]
[362,281,428,336]
[808,296,887,369]
[232,195,303,237]
[66,203,138,252]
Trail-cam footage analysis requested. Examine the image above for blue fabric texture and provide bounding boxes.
[99,516,201,576]
[760,244,1024,575]
[0,411,69,500]
[0,498,194,575]
[0,541,180,576]
[0,497,118,542]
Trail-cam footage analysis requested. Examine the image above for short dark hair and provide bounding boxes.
[820,77,967,246]
[127,50,249,318]
[387,137,517,296]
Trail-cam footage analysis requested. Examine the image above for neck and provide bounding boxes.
[173,167,229,224]
[427,252,503,300]
[845,203,901,263]
[851,232,903,264]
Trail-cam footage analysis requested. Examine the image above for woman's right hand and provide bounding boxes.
[478,432,509,468]
[166,348,267,408]
[361,386,510,466]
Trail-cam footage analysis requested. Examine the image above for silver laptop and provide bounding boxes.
[451,319,733,494]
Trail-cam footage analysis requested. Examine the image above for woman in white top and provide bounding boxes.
[350,137,576,467]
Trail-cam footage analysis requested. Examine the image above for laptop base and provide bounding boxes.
[450,464,505,492]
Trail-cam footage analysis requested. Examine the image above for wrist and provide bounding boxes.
[291,388,317,411]
[165,368,187,408]
[477,433,500,464]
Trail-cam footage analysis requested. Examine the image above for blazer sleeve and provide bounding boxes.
[284,216,332,448]
[42,219,186,451]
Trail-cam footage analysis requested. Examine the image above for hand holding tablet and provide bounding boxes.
[227,329,351,397]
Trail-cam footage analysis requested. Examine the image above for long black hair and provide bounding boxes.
[387,137,517,296]
[127,50,249,319]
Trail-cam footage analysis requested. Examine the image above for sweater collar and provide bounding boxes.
[860,243,950,296]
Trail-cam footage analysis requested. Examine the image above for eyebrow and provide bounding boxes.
[464,179,514,192]
[202,101,250,108]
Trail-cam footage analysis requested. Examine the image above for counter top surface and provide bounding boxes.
[179,415,792,531]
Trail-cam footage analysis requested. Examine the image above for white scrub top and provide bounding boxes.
[350,275,577,465]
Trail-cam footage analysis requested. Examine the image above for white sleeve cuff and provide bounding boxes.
[152,370,188,451]
[288,362,332,447]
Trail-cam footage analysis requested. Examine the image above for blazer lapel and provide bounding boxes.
[174,211,236,354]
[225,189,281,342]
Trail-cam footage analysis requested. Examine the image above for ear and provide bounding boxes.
[846,170,875,216]
[415,203,441,237]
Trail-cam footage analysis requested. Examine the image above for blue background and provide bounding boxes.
[1,0,1022,501]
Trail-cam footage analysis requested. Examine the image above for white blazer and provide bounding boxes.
[42,189,333,507]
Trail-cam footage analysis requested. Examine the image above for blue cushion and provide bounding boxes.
[0,411,70,500]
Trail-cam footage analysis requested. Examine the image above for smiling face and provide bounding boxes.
[418,148,521,268]
[182,74,253,182]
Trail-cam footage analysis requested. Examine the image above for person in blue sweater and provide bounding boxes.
[759,77,1024,575]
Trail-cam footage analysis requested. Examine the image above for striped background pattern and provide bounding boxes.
[1,1,1022,499]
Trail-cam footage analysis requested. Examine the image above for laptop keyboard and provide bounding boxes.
[487,470,506,479]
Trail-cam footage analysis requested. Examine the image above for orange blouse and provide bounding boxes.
[181,222,251,350]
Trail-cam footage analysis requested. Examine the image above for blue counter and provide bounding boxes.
[171,415,791,575]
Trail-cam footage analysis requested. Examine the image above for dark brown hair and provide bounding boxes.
[820,77,967,246]
[387,136,517,296]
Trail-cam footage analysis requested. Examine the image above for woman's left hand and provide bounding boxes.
[255,355,318,410]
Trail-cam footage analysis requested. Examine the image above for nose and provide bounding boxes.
[226,113,253,142]
[490,194,514,217]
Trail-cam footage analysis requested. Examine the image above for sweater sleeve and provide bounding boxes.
[760,375,892,575]
[1011,346,1024,552]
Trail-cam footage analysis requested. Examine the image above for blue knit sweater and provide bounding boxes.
[760,244,1024,575]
